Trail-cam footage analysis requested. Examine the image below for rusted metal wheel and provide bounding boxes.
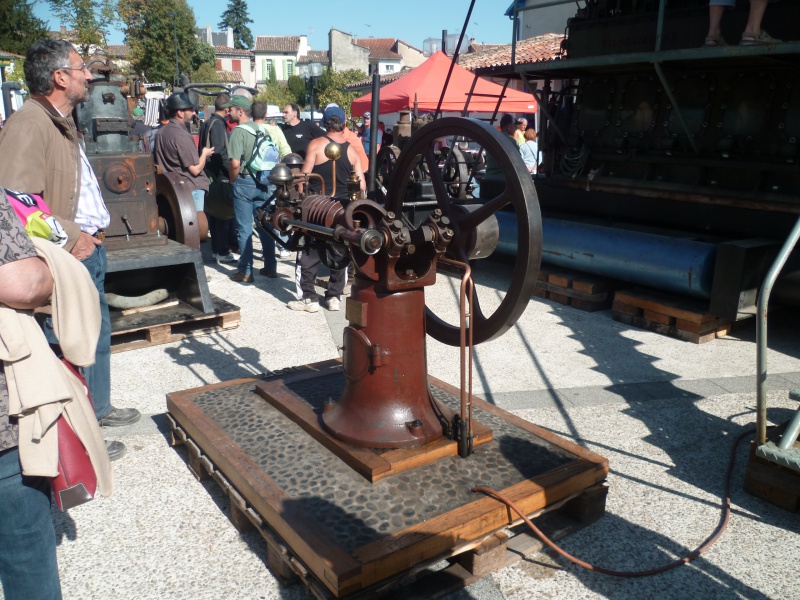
[384,117,542,346]
[156,172,207,249]
[374,145,401,202]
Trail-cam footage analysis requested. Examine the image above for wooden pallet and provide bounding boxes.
[110,295,240,353]
[612,289,732,344]
[166,361,608,599]
[170,418,608,600]
[533,265,619,312]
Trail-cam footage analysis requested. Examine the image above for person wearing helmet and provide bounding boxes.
[152,92,214,213]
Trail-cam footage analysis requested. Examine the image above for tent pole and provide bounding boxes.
[435,0,477,118]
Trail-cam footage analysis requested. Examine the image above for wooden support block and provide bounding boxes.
[457,531,509,577]
[563,484,608,524]
[744,444,800,512]
[146,324,173,344]
[533,282,548,298]
[186,449,209,481]
[228,489,255,533]
[572,278,610,295]
[260,527,301,586]
[571,298,609,312]
[643,310,674,326]
[549,292,572,305]
[612,300,642,317]
[219,313,241,329]
[675,329,717,344]
[548,273,573,288]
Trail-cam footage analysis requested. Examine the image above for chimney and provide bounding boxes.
[441,30,447,55]
[60,25,67,36]
[227,27,234,48]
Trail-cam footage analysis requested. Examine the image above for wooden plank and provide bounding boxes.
[611,299,642,317]
[456,531,508,577]
[167,389,363,597]
[254,379,394,482]
[352,459,607,588]
[676,317,730,335]
[614,290,715,324]
[643,309,674,326]
[549,292,572,305]
[548,273,573,288]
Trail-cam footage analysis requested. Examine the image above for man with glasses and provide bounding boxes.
[280,103,325,159]
[0,39,141,462]
[153,92,215,213]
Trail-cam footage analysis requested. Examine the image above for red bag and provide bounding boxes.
[51,360,98,510]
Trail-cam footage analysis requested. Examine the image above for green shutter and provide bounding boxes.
[282,59,287,80]
[262,59,266,82]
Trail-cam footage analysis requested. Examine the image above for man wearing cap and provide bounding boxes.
[288,105,365,313]
[153,92,215,213]
[361,111,382,154]
[227,97,291,283]
[130,106,152,151]
[0,39,140,461]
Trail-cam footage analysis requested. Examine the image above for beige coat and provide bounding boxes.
[0,238,112,496]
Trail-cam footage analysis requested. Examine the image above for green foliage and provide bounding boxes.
[217,0,253,50]
[4,59,28,94]
[118,0,209,84]
[47,0,116,55]
[254,83,294,110]
[286,74,306,106]
[0,0,48,56]
[268,61,277,85]
[314,68,367,116]
[191,62,224,84]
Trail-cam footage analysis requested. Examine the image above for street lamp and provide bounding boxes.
[169,11,179,88]
[300,61,323,121]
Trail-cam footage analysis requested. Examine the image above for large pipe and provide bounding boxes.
[495,214,717,298]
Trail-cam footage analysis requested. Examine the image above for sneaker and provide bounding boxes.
[105,440,126,461]
[230,272,254,283]
[278,249,292,258]
[99,406,141,427]
[259,268,278,278]
[322,296,340,311]
[216,252,237,263]
[287,297,320,313]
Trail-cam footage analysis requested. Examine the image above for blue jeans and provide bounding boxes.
[0,447,62,600]
[191,189,205,212]
[233,177,276,275]
[42,245,111,420]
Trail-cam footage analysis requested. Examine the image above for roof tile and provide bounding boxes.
[355,38,401,59]
[215,45,253,58]
[458,33,565,71]
[255,36,301,53]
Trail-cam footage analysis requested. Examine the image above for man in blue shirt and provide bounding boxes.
[361,111,382,155]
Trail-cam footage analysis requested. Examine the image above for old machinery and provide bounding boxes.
[259,117,541,450]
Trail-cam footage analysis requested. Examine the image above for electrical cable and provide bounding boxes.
[472,426,756,578]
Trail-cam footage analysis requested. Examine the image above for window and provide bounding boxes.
[286,59,294,78]
[386,65,394,72]
[262,59,273,81]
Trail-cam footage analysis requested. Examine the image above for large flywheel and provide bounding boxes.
[156,172,207,249]
[384,117,542,346]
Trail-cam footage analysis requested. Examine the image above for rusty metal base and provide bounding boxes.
[166,360,608,598]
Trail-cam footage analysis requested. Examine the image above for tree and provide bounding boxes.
[218,0,253,50]
[0,0,48,56]
[315,68,368,117]
[118,0,213,84]
[4,59,28,94]
[286,74,306,107]
[191,62,224,84]
[254,82,294,110]
[48,0,117,55]
[268,61,277,85]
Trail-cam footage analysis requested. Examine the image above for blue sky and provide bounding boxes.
[34,0,516,49]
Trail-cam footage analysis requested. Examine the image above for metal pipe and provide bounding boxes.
[655,0,667,52]
[368,72,380,193]
[756,216,800,445]
[778,409,800,450]
[283,218,335,236]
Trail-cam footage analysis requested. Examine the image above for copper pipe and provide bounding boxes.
[297,172,326,196]
[439,256,474,455]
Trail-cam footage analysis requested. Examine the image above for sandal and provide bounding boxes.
[703,35,727,48]
[740,30,782,46]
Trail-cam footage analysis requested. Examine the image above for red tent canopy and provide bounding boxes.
[350,51,537,118]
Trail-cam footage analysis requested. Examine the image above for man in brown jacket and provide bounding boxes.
[0,39,140,460]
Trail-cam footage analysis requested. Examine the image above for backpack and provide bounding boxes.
[242,122,280,188]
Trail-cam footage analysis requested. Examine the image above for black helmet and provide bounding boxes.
[166,92,194,111]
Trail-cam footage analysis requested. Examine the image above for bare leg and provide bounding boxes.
[707,5,726,39]
[744,0,768,35]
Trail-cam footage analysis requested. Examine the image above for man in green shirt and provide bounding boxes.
[227,98,291,282]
